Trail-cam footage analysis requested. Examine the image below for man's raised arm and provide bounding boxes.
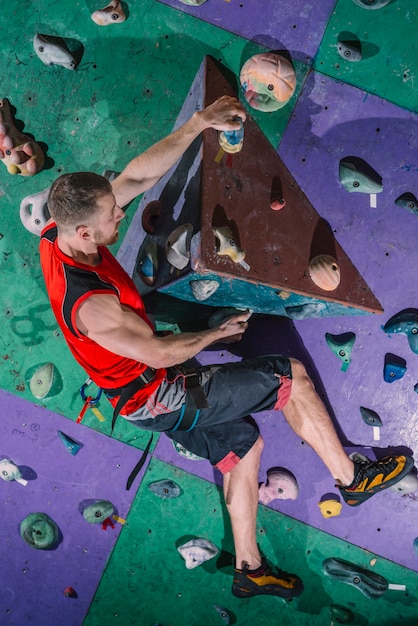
[111,96,246,208]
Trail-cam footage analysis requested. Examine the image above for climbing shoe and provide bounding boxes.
[338,454,414,506]
[232,558,304,599]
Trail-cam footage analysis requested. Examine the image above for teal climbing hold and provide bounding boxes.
[395,192,418,216]
[383,309,418,354]
[213,604,233,624]
[352,0,391,8]
[339,156,383,194]
[82,500,114,524]
[413,538,418,555]
[323,557,388,599]
[325,332,356,371]
[20,512,60,549]
[148,479,181,499]
[329,604,354,624]
[360,407,382,427]
[58,431,83,455]
[383,353,407,383]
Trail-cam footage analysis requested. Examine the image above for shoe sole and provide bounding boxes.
[232,577,304,599]
[340,455,415,506]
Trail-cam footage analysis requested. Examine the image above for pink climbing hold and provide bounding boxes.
[258,467,299,504]
[0,99,44,176]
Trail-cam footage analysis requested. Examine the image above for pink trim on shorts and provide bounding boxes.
[215,451,241,474]
[273,375,292,410]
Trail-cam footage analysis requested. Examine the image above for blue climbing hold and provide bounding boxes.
[325,332,356,371]
[360,407,382,427]
[383,309,418,354]
[148,479,181,499]
[57,431,83,455]
[383,354,407,383]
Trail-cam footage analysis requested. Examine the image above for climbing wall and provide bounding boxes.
[1,1,418,625]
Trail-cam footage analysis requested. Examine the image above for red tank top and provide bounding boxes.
[39,223,166,414]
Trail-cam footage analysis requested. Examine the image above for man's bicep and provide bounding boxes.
[76,295,153,358]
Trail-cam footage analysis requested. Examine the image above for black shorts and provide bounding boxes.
[127,355,292,473]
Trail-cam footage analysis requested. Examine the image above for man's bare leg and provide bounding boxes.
[223,435,264,570]
[282,359,355,486]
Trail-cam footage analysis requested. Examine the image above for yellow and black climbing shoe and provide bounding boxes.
[338,454,414,507]
[232,558,304,599]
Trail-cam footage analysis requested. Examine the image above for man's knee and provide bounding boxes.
[289,358,315,391]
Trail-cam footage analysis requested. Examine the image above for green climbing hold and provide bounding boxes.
[20,512,60,549]
[325,332,356,371]
[82,500,114,524]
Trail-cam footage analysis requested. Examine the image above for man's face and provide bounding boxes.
[91,193,125,246]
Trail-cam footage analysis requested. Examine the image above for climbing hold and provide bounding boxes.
[322,557,388,599]
[172,440,205,461]
[308,255,341,291]
[352,0,391,9]
[213,604,233,624]
[360,407,382,427]
[0,98,44,176]
[413,537,418,555]
[166,224,193,270]
[82,500,114,524]
[20,186,51,236]
[91,1,126,25]
[137,241,158,286]
[383,309,418,354]
[285,302,326,320]
[33,34,79,70]
[148,479,181,499]
[337,34,362,62]
[64,586,78,598]
[325,332,356,372]
[383,353,407,383]
[142,200,161,234]
[0,458,27,486]
[20,513,60,549]
[389,471,418,495]
[28,362,57,399]
[329,604,355,624]
[395,192,418,216]
[179,0,207,5]
[339,156,383,194]
[57,431,83,455]
[178,538,219,569]
[218,117,244,154]
[318,496,342,518]
[208,307,251,329]
[415,383,418,394]
[270,197,286,211]
[189,279,220,301]
[258,467,299,504]
[240,53,296,112]
[213,226,245,264]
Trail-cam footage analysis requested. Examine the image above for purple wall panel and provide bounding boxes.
[1,391,147,626]
[157,0,337,60]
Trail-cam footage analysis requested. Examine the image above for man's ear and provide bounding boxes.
[76,224,92,240]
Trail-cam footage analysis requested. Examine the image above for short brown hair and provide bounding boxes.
[48,172,112,229]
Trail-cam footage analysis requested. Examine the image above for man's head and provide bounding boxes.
[48,172,112,231]
[48,172,125,247]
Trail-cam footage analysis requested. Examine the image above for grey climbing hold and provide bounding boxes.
[166,224,193,270]
[285,302,326,319]
[213,604,233,624]
[337,35,362,62]
[352,0,391,9]
[148,479,181,499]
[178,538,219,569]
[33,34,79,70]
[20,186,51,236]
[360,407,382,427]
[189,279,220,301]
[0,458,27,485]
[323,557,388,599]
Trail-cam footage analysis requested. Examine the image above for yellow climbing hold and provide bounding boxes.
[318,499,342,518]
